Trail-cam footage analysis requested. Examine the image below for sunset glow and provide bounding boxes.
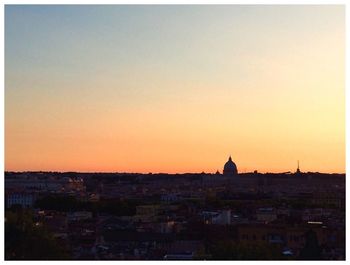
[5,5,345,173]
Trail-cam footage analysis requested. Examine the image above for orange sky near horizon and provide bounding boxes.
[5,5,345,174]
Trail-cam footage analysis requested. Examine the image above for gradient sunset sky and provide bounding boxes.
[5,5,345,173]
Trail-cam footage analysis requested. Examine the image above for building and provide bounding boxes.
[223,156,238,176]
[6,192,35,208]
[163,240,205,260]
[67,211,93,221]
[161,193,181,203]
[256,208,277,223]
[201,209,231,225]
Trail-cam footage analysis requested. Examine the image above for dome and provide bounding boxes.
[223,156,238,175]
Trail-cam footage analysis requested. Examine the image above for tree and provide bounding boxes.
[299,229,322,260]
[209,240,284,260]
[5,209,70,260]
[34,195,79,212]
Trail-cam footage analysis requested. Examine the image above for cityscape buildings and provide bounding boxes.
[5,156,345,260]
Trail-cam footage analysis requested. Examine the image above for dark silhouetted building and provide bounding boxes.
[223,156,238,176]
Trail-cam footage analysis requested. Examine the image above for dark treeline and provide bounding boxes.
[34,195,138,216]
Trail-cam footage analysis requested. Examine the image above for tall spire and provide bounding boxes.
[296,160,301,173]
[229,155,232,161]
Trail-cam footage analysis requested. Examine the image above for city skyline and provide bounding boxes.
[5,5,345,174]
[3,157,320,175]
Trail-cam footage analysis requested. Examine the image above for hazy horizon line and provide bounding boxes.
[4,169,346,175]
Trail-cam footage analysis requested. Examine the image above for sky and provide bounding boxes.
[5,5,345,173]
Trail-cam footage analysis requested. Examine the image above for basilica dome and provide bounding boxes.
[223,156,238,175]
